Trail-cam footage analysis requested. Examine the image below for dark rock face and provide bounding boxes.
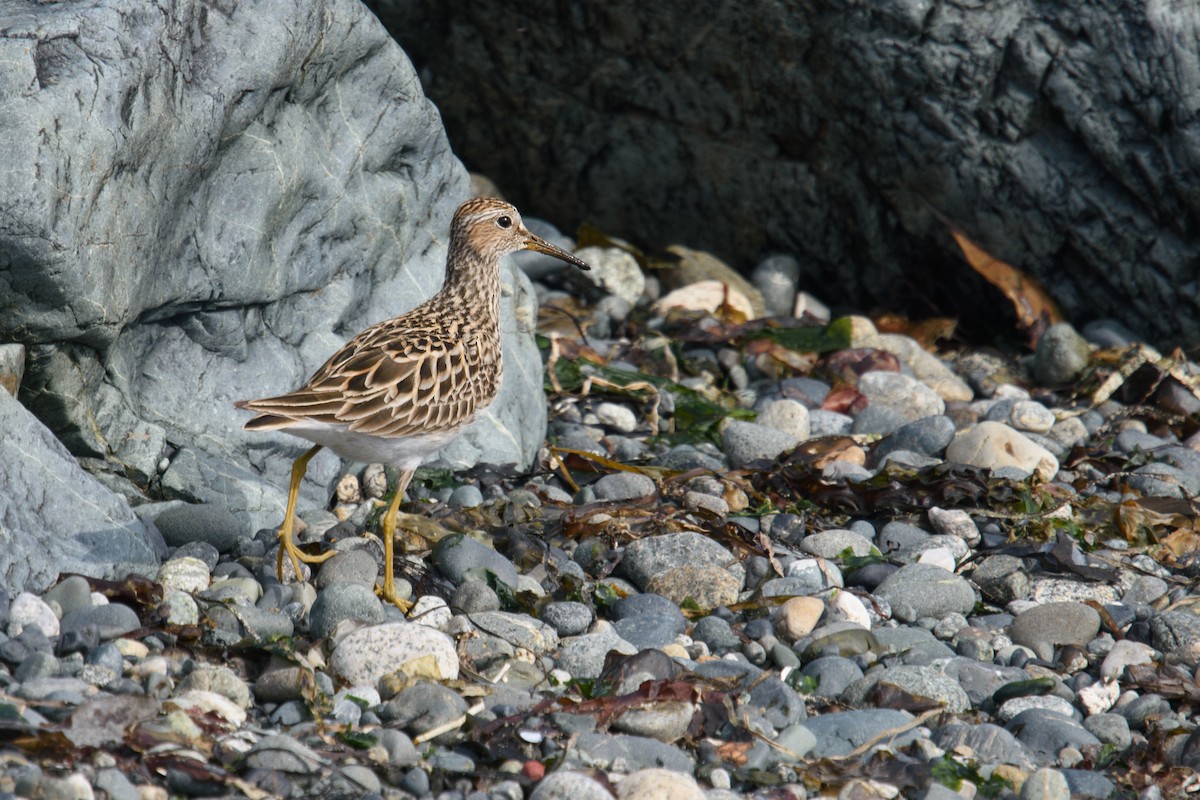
[375,1,1200,347]
[0,0,546,534]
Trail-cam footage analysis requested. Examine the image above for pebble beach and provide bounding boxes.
[2,210,1199,800]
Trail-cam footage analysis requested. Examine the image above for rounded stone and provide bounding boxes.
[616,768,704,800]
[331,622,459,685]
[620,532,743,590]
[873,414,957,460]
[644,564,740,612]
[592,472,656,502]
[60,603,140,641]
[1010,602,1101,662]
[776,596,826,642]
[42,576,94,618]
[157,557,211,594]
[799,529,875,559]
[530,771,616,800]
[154,503,244,552]
[448,484,484,509]
[1033,323,1091,387]
[875,563,976,619]
[843,665,970,713]
[308,583,385,640]
[573,246,645,306]
[946,421,1059,480]
[314,549,378,590]
[595,402,638,433]
[757,399,810,439]
[9,592,60,637]
[857,371,945,421]
[433,533,520,588]
[1009,400,1056,433]
[541,601,593,637]
[1020,767,1071,800]
[177,665,252,708]
[720,418,802,468]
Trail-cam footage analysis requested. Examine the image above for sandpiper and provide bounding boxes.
[236,197,591,610]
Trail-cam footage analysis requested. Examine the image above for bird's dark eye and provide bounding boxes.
[496,216,512,229]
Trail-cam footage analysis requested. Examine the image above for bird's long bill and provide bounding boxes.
[525,234,592,271]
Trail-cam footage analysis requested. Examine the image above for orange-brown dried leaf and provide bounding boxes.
[744,338,820,375]
[813,441,866,470]
[1116,498,1192,543]
[822,387,868,414]
[1151,528,1200,567]
[949,229,1062,347]
[823,348,901,379]
[716,740,754,766]
[873,314,958,350]
[791,436,863,468]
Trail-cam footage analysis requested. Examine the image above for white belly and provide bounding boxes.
[280,421,467,468]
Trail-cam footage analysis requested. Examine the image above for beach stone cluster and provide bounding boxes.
[3,206,1199,799]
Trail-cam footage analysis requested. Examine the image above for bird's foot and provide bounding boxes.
[275,528,335,583]
[375,579,413,613]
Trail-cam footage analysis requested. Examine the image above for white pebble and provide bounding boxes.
[594,402,638,433]
[9,592,59,637]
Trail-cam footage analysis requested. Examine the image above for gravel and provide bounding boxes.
[8,191,1200,800]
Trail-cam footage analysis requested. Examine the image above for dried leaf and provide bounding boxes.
[823,348,901,378]
[873,314,958,349]
[948,228,1062,347]
[822,387,868,414]
[1117,498,1189,543]
[716,740,754,766]
[1152,528,1200,567]
[744,338,820,374]
[66,695,161,747]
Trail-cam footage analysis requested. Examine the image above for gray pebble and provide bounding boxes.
[154,503,245,552]
[801,709,923,758]
[875,564,976,619]
[873,414,956,461]
[592,471,656,501]
[799,656,864,701]
[453,580,502,614]
[449,484,484,509]
[541,601,593,637]
[1034,323,1091,386]
[691,616,740,653]
[171,540,221,570]
[245,733,323,773]
[307,583,385,640]
[315,549,378,590]
[751,254,800,317]
[59,604,139,641]
[1021,768,1071,800]
[720,418,801,467]
[1083,712,1131,749]
[42,576,94,618]
[433,533,520,589]
[378,681,469,741]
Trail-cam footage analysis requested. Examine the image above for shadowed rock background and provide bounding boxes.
[371,0,1200,348]
[0,0,546,589]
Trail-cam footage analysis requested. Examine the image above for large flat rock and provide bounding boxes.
[0,390,161,593]
[0,0,546,533]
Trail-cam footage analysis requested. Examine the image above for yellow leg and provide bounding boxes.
[276,445,336,582]
[377,467,416,612]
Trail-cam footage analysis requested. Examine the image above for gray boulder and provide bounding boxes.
[1,0,547,535]
[377,1,1200,348]
[0,389,160,592]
